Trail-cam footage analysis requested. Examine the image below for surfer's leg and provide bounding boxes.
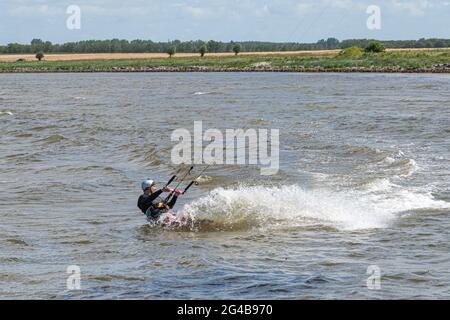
[166,196,178,209]
[146,208,163,220]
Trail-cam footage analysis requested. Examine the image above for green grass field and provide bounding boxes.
[1,50,450,73]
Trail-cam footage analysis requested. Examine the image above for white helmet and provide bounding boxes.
[141,179,155,191]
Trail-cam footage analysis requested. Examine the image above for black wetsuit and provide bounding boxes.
[137,190,178,219]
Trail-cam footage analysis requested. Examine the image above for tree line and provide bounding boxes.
[1,38,449,54]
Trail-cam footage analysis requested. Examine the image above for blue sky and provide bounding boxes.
[1,0,449,44]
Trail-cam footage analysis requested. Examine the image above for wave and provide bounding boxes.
[352,145,421,178]
[195,175,213,184]
[37,134,68,144]
[125,144,164,167]
[0,111,14,116]
[384,158,419,177]
[365,178,398,193]
[165,184,450,232]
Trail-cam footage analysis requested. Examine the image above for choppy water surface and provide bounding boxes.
[0,73,449,299]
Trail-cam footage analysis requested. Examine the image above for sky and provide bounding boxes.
[0,0,449,44]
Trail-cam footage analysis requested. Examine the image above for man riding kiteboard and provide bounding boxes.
[137,179,184,221]
[137,167,212,228]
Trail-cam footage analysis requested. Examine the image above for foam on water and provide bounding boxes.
[360,178,394,192]
[386,158,420,177]
[178,184,450,231]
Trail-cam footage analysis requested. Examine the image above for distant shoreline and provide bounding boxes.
[1,49,449,74]
[1,68,450,74]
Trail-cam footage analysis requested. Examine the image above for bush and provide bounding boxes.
[365,42,386,53]
[199,45,207,58]
[167,46,176,58]
[337,47,364,58]
[233,43,241,56]
[35,51,44,61]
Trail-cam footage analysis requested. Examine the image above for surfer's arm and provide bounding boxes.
[148,190,163,202]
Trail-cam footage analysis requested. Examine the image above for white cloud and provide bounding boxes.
[295,3,316,15]
[293,0,365,16]
[183,6,212,18]
[255,4,271,17]
[8,4,62,17]
[390,0,428,16]
[387,0,450,16]
[81,4,154,17]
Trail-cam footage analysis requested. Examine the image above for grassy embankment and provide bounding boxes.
[1,49,449,73]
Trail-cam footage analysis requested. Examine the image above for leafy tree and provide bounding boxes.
[167,46,176,58]
[199,45,207,57]
[35,51,44,61]
[326,37,340,49]
[207,40,220,53]
[31,39,44,52]
[365,41,386,53]
[43,41,53,53]
[233,43,241,56]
